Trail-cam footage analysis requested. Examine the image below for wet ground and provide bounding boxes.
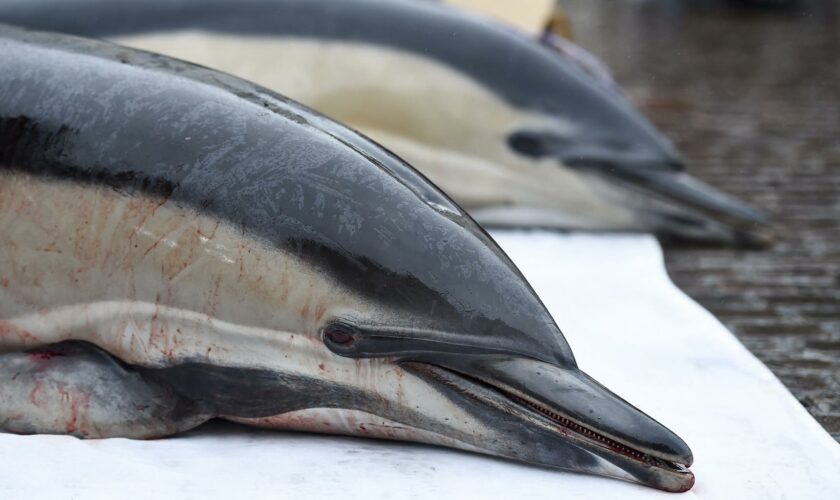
[563,0,839,440]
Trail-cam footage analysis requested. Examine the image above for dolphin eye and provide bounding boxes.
[322,322,359,348]
[508,130,548,158]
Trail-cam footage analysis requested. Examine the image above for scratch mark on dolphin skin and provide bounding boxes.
[1,412,24,425]
[143,233,169,257]
[0,321,39,345]
[28,379,43,406]
[313,302,327,323]
[55,382,91,436]
[208,274,223,317]
[148,305,164,349]
[238,242,246,280]
[125,195,171,244]
[196,221,220,242]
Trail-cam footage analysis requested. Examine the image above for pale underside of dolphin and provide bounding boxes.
[0,26,694,492]
[0,0,772,246]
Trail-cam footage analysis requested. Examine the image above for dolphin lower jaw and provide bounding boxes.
[401,361,694,493]
[229,407,491,456]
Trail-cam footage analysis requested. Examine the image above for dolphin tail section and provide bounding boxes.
[0,341,206,438]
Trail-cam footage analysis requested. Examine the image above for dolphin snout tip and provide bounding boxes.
[668,469,696,493]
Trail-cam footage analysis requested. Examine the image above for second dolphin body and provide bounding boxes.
[0,0,772,246]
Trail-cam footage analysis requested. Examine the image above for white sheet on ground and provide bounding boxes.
[0,233,837,499]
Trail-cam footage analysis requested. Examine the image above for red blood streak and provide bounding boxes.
[28,350,63,361]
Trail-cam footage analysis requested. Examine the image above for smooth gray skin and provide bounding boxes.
[0,0,771,246]
[0,25,692,492]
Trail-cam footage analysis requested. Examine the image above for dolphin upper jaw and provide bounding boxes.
[399,359,695,493]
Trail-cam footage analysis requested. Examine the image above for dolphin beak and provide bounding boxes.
[405,356,695,492]
[509,128,772,247]
[567,157,774,247]
[580,162,775,248]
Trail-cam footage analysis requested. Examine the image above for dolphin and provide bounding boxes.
[0,26,694,492]
[0,0,771,246]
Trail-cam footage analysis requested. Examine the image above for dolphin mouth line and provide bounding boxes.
[502,389,690,473]
[406,362,691,477]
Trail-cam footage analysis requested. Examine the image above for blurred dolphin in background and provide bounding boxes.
[0,0,773,245]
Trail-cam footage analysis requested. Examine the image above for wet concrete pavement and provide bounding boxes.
[562,0,840,440]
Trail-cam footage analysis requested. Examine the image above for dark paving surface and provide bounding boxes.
[563,0,839,440]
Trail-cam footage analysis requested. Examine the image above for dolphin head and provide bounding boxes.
[499,34,771,247]
[311,318,696,493]
[301,269,695,492]
[265,242,697,492]
[509,35,683,173]
[233,117,696,492]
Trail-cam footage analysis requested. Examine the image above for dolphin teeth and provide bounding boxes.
[509,390,682,469]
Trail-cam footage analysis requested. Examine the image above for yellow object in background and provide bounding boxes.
[544,4,573,39]
[444,0,555,35]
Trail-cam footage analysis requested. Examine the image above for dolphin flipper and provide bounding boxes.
[0,342,206,438]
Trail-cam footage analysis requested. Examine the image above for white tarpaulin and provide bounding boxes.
[1,233,837,499]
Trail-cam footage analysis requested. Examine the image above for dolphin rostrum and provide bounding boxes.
[0,26,694,492]
[0,0,771,246]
